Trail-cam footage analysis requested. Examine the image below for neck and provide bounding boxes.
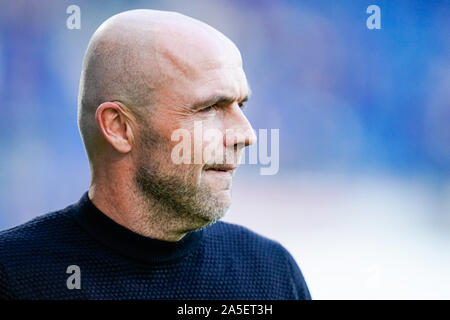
[88,169,195,242]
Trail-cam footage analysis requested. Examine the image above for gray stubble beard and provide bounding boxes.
[133,124,230,231]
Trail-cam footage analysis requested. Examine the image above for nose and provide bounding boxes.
[224,103,257,148]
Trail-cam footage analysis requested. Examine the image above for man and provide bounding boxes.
[0,9,310,299]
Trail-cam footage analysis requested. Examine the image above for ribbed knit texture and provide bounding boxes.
[0,192,310,300]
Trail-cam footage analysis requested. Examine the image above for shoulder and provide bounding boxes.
[0,203,78,258]
[203,221,311,299]
[0,203,87,299]
[203,220,291,260]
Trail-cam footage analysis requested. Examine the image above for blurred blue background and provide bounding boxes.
[0,0,449,298]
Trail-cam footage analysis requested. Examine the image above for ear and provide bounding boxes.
[95,101,136,154]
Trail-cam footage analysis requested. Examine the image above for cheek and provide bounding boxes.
[195,120,226,165]
[149,108,226,166]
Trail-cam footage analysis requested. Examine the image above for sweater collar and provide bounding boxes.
[71,192,203,265]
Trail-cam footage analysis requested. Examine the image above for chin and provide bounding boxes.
[196,197,230,224]
[215,188,232,199]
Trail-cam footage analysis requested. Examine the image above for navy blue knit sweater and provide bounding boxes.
[0,192,310,300]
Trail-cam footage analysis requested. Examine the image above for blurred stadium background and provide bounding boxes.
[0,0,448,299]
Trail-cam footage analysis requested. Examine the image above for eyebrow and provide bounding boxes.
[192,90,251,110]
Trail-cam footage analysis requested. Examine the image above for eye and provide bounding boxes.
[201,104,217,112]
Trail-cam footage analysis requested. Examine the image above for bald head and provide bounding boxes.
[78,9,242,164]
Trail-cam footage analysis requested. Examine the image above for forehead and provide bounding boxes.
[155,26,249,105]
[192,63,249,105]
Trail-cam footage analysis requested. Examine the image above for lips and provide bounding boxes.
[204,164,237,172]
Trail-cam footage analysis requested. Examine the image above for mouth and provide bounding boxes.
[204,164,238,173]
[203,165,237,190]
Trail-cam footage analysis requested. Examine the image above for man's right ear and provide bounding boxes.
[95,102,135,154]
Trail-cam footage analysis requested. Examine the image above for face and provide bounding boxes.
[133,37,256,225]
